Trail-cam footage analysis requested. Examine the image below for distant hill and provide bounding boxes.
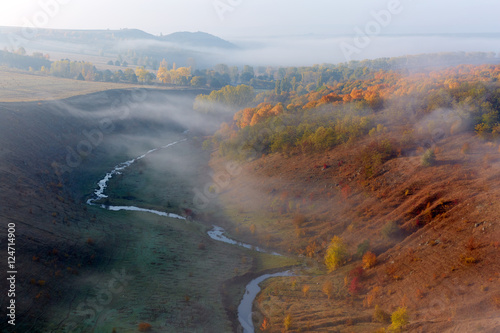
[0,26,236,68]
[159,31,238,49]
[111,28,157,40]
[0,26,235,49]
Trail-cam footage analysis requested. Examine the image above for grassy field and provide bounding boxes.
[0,67,160,102]
[0,82,299,331]
[45,206,244,332]
[49,136,298,332]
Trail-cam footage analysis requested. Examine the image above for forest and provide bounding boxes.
[1,48,498,90]
[202,63,500,160]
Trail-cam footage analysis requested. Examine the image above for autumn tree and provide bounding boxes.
[157,64,171,83]
[324,236,348,272]
[302,284,310,297]
[283,314,292,331]
[362,251,377,269]
[135,66,151,83]
[191,76,207,87]
[16,47,26,55]
[322,280,334,299]
[194,84,255,113]
[260,317,270,331]
[389,307,409,331]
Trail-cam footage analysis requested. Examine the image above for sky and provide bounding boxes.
[0,0,499,39]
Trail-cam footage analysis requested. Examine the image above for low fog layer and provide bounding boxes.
[1,26,499,69]
[226,34,500,66]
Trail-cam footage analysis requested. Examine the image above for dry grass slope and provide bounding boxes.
[211,130,500,332]
[0,67,165,102]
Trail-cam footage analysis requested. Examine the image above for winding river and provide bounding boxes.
[87,138,290,333]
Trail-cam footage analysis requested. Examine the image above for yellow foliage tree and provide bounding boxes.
[389,307,409,331]
[135,66,150,83]
[324,236,348,272]
[283,314,292,331]
[157,65,171,83]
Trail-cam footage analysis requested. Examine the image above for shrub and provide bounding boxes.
[138,322,152,331]
[389,307,409,331]
[461,142,470,154]
[349,277,361,295]
[364,286,381,308]
[461,255,477,264]
[322,281,334,299]
[361,139,397,177]
[493,295,500,309]
[283,314,292,331]
[349,266,364,279]
[373,305,391,323]
[356,240,370,258]
[324,236,348,272]
[362,251,377,269]
[302,285,310,297]
[466,236,476,251]
[260,317,270,331]
[293,214,307,228]
[305,241,317,258]
[381,221,400,239]
[421,148,436,166]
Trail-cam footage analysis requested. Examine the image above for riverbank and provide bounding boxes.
[0,88,299,332]
[95,135,298,331]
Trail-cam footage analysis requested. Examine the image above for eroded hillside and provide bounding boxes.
[202,64,500,332]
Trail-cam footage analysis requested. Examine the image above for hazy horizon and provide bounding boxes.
[1,1,499,39]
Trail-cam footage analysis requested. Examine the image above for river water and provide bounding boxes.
[238,271,294,333]
[86,138,290,333]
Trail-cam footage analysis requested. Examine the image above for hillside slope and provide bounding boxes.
[209,130,500,331]
[202,63,500,332]
[0,88,211,331]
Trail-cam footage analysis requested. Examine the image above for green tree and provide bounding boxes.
[124,68,138,83]
[191,76,207,87]
[214,63,229,74]
[421,148,436,167]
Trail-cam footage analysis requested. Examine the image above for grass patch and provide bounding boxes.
[0,67,160,102]
[47,205,248,332]
[253,252,299,272]
[59,135,299,332]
